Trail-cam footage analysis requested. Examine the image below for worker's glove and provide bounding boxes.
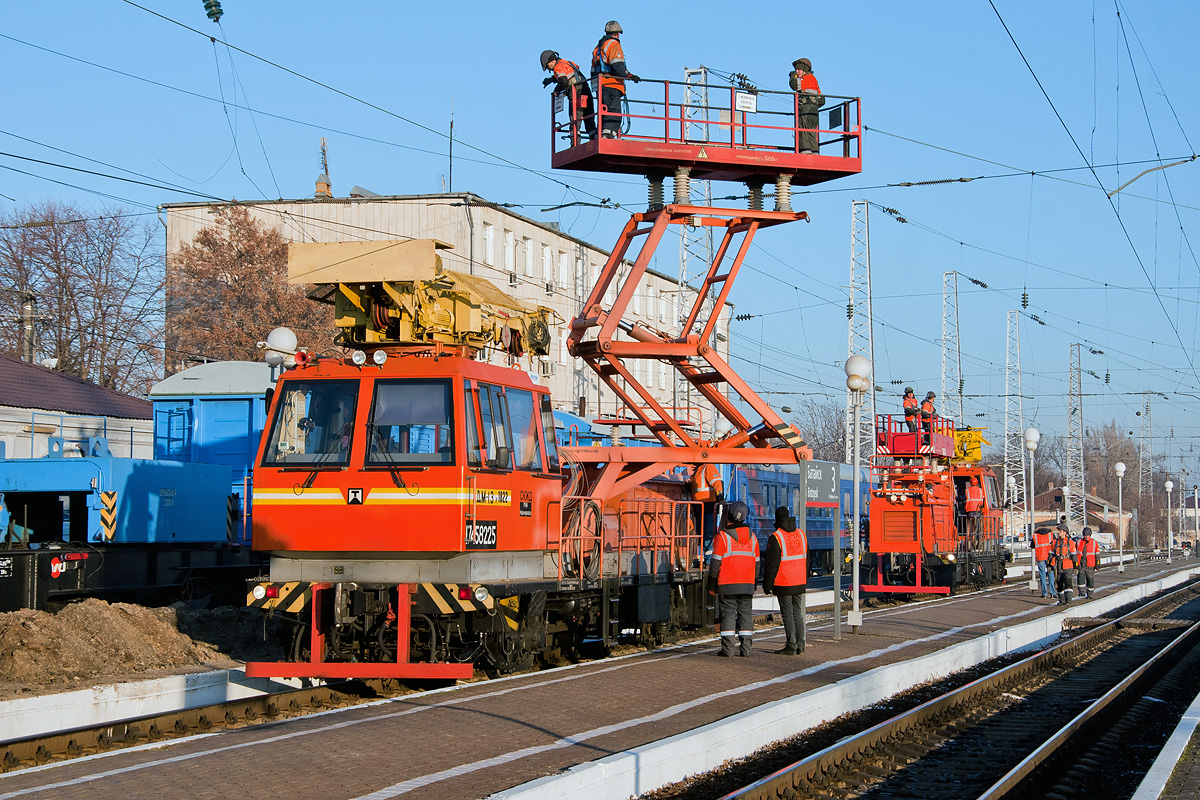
[629,74,641,83]
[542,77,554,87]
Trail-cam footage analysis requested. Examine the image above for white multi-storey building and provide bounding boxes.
[162,191,732,436]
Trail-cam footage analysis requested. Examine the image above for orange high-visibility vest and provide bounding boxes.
[713,527,758,592]
[1076,536,1099,568]
[903,396,919,418]
[1033,530,1053,561]
[1052,537,1075,570]
[591,36,627,94]
[770,527,808,588]
[965,483,984,513]
[690,463,724,502]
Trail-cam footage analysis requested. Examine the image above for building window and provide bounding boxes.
[482,223,494,266]
[632,285,642,316]
[542,246,553,282]
[660,363,668,390]
[645,286,655,320]
[503,230,515,273]
[523,238,534,276]
[558,252,568,287]
[659,289,669,324]
[575,257,585,295]
[559,332,569,365]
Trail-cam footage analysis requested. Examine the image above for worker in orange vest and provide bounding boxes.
[1051,527,1076,604]
[591,20,640,139]
[963,475,985,532]
[1031,526,1056,599]
[763,506,807,655]
[789,57,824,153]
[541,50,597,140]
[902,387,920,433]
[707,500,759,657]
[1075,526,1100,600]
[690,462,724,503]
[920,392,937,444]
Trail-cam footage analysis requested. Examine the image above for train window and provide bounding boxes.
[478,384,513,470]
[984,475,1000,507]
[463,384,483,468]
[366,379,454,466]
[540,394,559,471]
[507,389,543,471]
[262,380,358,467]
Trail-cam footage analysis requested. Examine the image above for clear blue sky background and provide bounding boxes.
[4,1,1199,476]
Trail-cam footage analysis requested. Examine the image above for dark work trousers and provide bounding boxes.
[600,86,624,136]
[718,594,753,656]
[1057,569,1076,601]
[1077,566,1095,598]
[906,417,919,433]
[778,593,806,652]
[798,108,819,152]
[568,88,597,140]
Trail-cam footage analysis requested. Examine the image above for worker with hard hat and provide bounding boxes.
[788,57,824,153]
[707,500,759,657]
[591,20,640,139]
[920,391,937,444]
[541,50,596,140]
[902,387,919,433]
[963,475,985,534]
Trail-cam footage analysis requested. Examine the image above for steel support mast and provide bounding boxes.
[846,200,875,464]
[941,272,964,426]
[1140,390,1153,532]
[1066,343,1086,529]
[1003,311,1026,530]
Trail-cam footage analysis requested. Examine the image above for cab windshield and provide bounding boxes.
[262,380,358,467]
[366,379,454,466]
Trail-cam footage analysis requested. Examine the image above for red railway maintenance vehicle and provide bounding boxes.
[865,417,1010,594]
[245,78,862,680]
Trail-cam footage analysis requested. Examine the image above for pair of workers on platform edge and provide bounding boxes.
[707,501,808,658]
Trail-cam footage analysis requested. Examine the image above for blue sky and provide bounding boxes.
[4,1,1200,474]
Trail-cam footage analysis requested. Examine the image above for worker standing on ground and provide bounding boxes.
[1076,526,1099,599]
[591,20,640,139]
[902,387,920,433]
[541,50,597,140]
[788,57,824,153]
[920,391,937,444]
[707,500,759,657]
[1032,526,1056,600]
[763,506,807,655]
[1051,526,1076,604]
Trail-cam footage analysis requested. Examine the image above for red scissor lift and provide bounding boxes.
[552,79,862,506]
[864,414,959,595]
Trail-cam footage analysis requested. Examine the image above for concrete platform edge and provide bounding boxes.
[491,567,1199,800]
[1130,678,1200,800]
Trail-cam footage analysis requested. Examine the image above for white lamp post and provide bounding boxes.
[1193,485,1198,556]
[1165,480,1174,564]
[1115,462,1126,572]
[844,354,871,633]
[1024,427,1040,592]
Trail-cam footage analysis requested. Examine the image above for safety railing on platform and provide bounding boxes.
[873,413,956,461]
[551,79,860,158]
[616,498,702,578]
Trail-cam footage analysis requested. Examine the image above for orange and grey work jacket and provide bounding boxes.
[1051,536,1075,571]
[903,396,919,420]
[551,59,590,96]
[1032,529,1053,562]
[1076,536,1099,569]
[707,527,759,596]
[591,35,628,94]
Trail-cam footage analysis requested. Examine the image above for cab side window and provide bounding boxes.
[478,383,513,470]
[463,383,483,468]
[507,388,544,471]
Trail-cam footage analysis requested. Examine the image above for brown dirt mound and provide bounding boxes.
[0,600,285,701]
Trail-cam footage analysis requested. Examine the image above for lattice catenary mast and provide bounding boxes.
[846,200,876,464]
[941,272,963,425]
[1140,390,1153,511]
[1066,343,1086,528]
[1003,311,1026,517]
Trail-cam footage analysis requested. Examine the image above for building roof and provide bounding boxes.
[150,361,279,398]
[0,352,152,420]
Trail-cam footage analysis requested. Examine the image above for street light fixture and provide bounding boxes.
[1115,461,1126,572]
[1165,480,1174,565]
[844,354,871,634]
[1024,427,1040,592]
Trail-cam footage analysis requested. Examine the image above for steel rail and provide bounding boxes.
[718,579,1200,800]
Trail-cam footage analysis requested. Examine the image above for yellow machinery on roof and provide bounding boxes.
[953,427,991,464]
[288,239,554,356]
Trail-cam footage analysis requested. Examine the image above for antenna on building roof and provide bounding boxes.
[315,138,332,198]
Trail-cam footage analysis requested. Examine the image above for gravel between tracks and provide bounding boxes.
[0,600,285,701]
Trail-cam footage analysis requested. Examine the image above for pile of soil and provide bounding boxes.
[0,600,285,701]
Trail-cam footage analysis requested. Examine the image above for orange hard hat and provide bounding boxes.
[970,476,978,484]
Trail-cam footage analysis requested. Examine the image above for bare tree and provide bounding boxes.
[0,201,164,395]
[165,205,334,371]
[790,398,846,463]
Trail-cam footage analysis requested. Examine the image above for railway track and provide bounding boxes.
[717,580,1200,800]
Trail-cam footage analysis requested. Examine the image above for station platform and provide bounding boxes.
[1,558,1196,800]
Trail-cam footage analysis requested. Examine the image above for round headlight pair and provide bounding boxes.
[350,350,389,366]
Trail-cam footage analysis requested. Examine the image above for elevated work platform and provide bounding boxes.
[551,80,861,185]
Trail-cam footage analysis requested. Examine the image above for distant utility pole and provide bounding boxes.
[19,291,36,363]
[941,271,963,425]
[1140,390,1153,522]
[1004,311,1025,517]
[1066,343,1086,529]
[846,200,875,464]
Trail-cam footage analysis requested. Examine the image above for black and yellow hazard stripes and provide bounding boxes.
[246,581,311,613]
[100,491,117,541]
[772,422,807,450]
[419,582,496,614]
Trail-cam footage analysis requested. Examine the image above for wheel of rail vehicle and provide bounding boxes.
[482,592,546,677]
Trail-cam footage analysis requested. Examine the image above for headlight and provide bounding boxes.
[373,349,388,366]
[474,586,491,603]
[251,585,267,600]
[946,553,957,563]
[351,350,367,366]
